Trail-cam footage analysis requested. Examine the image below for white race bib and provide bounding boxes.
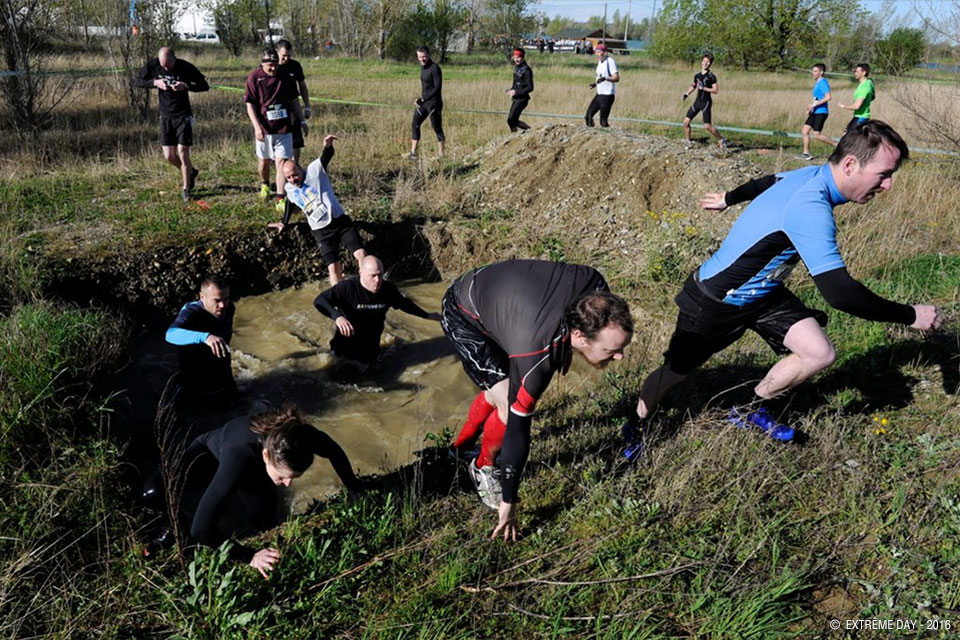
[266,105,288,121]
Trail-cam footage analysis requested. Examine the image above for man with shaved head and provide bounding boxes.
[313,255,441,367]
[269,134,365,287]
[135,47,209,201]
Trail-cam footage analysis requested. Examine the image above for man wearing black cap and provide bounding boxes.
[585,44,619,127]
[506,48,534,133]
[244,48,303,206]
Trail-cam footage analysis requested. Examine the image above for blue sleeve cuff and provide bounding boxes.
[166,327,209,345]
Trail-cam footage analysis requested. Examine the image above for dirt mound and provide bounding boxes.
[425,125,766,279]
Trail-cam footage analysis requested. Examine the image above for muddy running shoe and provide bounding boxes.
[181,189,191,202]
[274,196,286,214]
[468,458,502,510]
[401,151,417,160]
[719,137,729,151]
[796,153,813,161]
[621,416,644,462]
[727,406,795,442]
[259,183,272,201]
[189,167,199,191]
[684,140,694,149]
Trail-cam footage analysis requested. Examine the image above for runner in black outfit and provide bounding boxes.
[442,260,633,541]
[178,406,361,577]
[682,53,726,150]
[277,40,311,164]
[313,256,441,366]
[408,46,445,158]
[135,47,209,201]
[165,276,237,411]
[506,48,534,132]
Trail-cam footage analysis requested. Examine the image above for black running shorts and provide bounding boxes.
[804,112,828,132]
[441,287,508,391]
[310,215,363,265]
[663,273,828,375]
[161,115,193,147]
[685,100,712,124]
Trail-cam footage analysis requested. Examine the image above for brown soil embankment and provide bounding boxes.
[424,124,765,278]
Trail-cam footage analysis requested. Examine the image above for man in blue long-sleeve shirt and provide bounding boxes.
[165,276,237,408]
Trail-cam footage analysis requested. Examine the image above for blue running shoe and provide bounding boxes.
[727,406,794,442]
[621,416,644,462]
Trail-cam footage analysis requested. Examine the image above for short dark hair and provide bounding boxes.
[416,45,430,55]
[813,62,826,73]
[829,120,909,169]
[565,291,633,340]
[200,275,229,291]
[856,62,870,75]
[277,39,292,51]
[702,52,714,63]
[249,405,316,473]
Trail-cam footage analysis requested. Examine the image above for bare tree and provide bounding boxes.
[896,1,960,151]
[0,0,70,138]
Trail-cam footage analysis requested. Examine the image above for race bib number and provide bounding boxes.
[266,105,288,121]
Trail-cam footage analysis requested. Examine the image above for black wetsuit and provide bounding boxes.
[314,278,433,364]
[134,58,209,146]
[442,260,608,502]
[165,301,236,402]
[685,70,717,124]
[508,61,534,132]
[412,60,445,142]
[182,416,359,562]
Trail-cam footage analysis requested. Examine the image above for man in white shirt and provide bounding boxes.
[585,44,619,127]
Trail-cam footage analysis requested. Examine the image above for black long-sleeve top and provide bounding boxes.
[419,60,443,103]
[511,62,534,100]
[720,173,916,325]
[188,416,360,563]
[314,278,433,362]
[134,58,209,118]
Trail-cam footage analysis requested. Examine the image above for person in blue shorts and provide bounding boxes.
[799,63,836,160]
[631,121,942,441]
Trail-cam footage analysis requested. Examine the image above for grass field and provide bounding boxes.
[1,50,960,637]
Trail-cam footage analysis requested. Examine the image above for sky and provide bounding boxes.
[535,0,933,30]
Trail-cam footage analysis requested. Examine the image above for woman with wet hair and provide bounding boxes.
[176,405,361,577]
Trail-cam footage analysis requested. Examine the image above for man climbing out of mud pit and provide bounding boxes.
[134,47,209,202]
[584,44,619,127]
[268,134,367,287]
[165,275,237,411]
[506,47,534,133]
[443,260,633,541]
[313,255,441,368]
[629,121,942,450]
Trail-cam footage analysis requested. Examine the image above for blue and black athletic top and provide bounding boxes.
[166,300,236,392]
[702,165,916,325]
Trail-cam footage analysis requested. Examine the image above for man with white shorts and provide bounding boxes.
[244,48,303,208]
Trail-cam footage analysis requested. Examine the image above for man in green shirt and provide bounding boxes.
[839,62,875,132]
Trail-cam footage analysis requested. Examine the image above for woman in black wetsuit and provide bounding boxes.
[174,405,361,577]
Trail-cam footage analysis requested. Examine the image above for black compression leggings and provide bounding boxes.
[412,100,445,141]
[585,94,615,127]
[507,99,530,131]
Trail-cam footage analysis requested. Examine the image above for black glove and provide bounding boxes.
[589,82,597,89]
[682,93,689,101]
[595,77,606,84]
